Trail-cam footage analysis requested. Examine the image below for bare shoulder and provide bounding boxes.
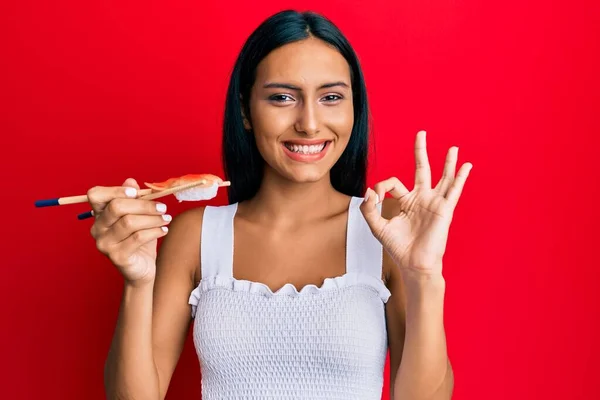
[155,206,207,287]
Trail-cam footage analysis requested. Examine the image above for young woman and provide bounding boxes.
[90,9,472,400]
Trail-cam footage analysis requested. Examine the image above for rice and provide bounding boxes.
[173,181,219,202]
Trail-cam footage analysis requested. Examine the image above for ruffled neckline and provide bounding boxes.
[188,272,391,316]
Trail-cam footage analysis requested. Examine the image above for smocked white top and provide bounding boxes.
[188,196,391,399]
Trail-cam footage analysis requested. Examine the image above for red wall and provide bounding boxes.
[3,0,599,399]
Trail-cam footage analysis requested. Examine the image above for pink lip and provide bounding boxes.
[282,140,331,163]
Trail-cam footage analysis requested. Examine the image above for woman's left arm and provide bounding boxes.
[385,255,454,400]
[361,130,473,400]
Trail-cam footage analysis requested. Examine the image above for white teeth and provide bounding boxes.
[285,142,326,154]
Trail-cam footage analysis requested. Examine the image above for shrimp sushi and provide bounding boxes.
[144,173,230,202]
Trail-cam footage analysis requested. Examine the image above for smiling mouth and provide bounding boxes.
[283,141,330,155]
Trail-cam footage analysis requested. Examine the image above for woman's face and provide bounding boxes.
[246,37,354,184]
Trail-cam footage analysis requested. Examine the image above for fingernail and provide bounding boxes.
[374,193,380,204]
[162,214,172,222]
[125,187,137,198]
[161,226,169,233]
[156,203,167,213]
[364,188,371,202]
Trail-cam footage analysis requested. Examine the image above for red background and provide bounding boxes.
[2,0,599,399]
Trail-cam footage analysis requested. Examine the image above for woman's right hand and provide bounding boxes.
[87,178,171,286]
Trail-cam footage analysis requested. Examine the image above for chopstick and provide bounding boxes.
[34,189,153,207]
[76,179,231,220]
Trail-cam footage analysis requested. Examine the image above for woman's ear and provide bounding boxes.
[240,95,252,131]
[242,110,252,130]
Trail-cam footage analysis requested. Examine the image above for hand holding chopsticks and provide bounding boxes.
[34,175,230,286]
[85,177,175,285]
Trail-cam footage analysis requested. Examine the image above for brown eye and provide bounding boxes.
[322,94,343,102]
[269,94,294,103]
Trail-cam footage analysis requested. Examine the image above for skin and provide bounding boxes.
[95,36,462,400]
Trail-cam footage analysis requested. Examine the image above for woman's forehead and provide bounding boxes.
[255,39,351,88]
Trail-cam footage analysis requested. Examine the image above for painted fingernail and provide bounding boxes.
[156,203,167,213]
[125,187,137,198]
[374,193,380,204]
[161,226,169,233]
[162,214,172,222]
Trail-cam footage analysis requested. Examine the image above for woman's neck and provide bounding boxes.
[238,167,350,227]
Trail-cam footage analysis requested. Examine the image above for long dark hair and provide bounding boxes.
[222,10,370,204]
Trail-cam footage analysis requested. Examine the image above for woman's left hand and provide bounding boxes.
[360,130,473,280]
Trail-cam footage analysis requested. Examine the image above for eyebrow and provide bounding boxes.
[262,81,350,91]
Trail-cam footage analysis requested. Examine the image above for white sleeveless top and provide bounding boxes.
[188,196,391,399]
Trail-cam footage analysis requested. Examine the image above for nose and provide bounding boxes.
[294,102,320,136]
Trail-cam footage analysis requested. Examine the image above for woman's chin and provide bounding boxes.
[264,155,340,185]
[283,166,331,184]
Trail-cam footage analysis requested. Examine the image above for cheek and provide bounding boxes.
[254,135,279,160]
[326,103,354,141]
[250,105,287,162]
[250,102,293,140]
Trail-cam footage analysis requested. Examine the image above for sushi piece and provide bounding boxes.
[144,173,230,202]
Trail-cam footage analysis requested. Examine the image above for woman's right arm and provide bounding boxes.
[88,178,204,400]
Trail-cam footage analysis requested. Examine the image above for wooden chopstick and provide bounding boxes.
[35,189,153,207]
